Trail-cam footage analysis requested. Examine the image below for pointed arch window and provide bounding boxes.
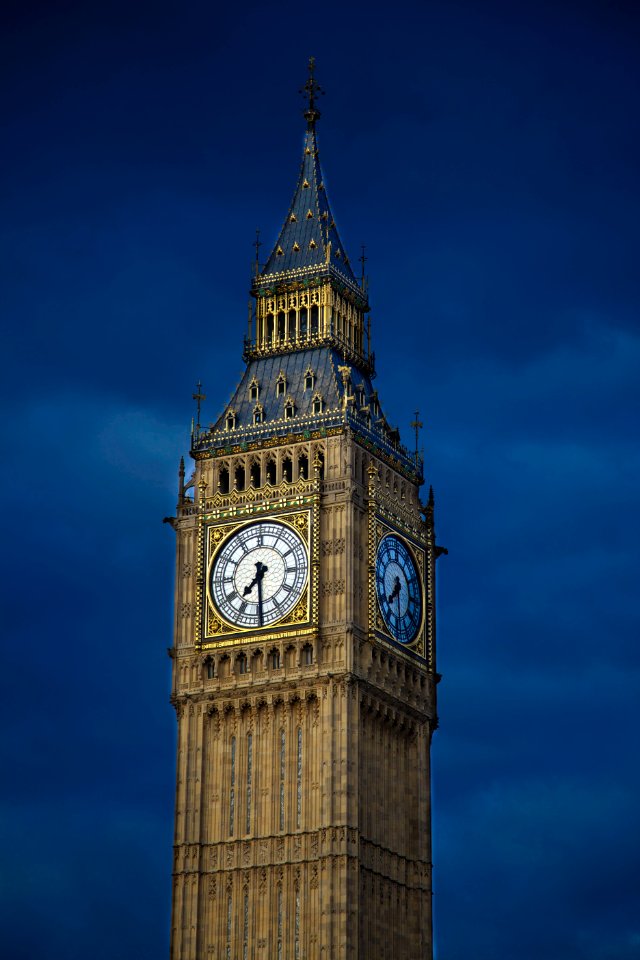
[284,397,295,420]
[306,209,314,219]
[304,368,315,391]
[312,393,324,415]
[289,212,297,222]
[225,410,236,431]
[276,372,287,397]
[249,378,260,401]
[253,403,264,425]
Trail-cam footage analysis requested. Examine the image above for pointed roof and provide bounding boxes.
[261,124,356,285]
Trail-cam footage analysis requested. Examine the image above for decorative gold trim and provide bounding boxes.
[371,515,427,660]
[198,509,315,647]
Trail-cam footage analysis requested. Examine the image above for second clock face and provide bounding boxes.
[210,520,308,629]
[376,534,422,645]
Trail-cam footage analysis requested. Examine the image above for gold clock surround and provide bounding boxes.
[198,508,317,649]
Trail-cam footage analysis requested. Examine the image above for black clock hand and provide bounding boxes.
[388,575,401,606]
[257,571,264,627]
[243,561,268,626]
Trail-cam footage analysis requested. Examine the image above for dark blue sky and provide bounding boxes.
[1,1,639,958]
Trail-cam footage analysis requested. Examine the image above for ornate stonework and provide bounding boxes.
[166,64,443,960]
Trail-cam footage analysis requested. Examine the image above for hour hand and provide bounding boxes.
[387,576,401,604]
[243,561,268,596]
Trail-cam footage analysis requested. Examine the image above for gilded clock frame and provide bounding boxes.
[195,505,319,650]
[367,466,430,663]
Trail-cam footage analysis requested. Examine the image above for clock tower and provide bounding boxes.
[167,61,443,960]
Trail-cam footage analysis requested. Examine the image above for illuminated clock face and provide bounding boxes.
[375,534,422,644]
[210,520,308,629]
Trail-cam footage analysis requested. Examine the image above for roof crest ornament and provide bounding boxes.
[300,56,324,129]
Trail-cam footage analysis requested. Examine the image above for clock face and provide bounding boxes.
[210,520,308,629]
[375,534,422,645]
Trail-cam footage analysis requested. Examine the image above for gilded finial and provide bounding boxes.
[253,229,262,276]
[300,56,324,128]
[410,410,423,464]
[192,380,206,430]
[359,244,367,288]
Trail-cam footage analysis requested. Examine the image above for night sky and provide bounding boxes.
[2,1,639,958]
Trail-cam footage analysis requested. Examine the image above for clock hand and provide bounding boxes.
[257,570,264,627]
[387,575,401,606]
[243,561,268,626]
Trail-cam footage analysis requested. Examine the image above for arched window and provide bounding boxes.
[225,410,236,431]
[249,378,260,401]
[310,304,319,336]
[284,399,295,420]
[235,464,245,491]
[266,459,276,485]
[276,372,287,397]
[219,467,230,494]
[270,648,280,670]
[253,403,264,425]
[288,308,296,339]
[304,368,315,391]
[206,659,215,679]
[298,454,308,480]
[237,653,248,675]
[277,310,286,340]
[299,307,308,337]
[312,393,323,415]
[282,457,293,483]
[302,644,313,665]
[266,314,274,342]
[250,461,261,488]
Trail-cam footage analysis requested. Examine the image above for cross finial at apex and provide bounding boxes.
[192,380,206,429]
[300,56,324,128]
[410,410,424,461]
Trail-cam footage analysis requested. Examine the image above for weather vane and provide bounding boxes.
[300,56,324,126]
[410,410,423,461]
[192,380,206,429]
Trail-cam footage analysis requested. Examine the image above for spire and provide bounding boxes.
[259,60,357,287]
[300,56,323,129]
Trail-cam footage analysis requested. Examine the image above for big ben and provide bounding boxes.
[166,60,444,960]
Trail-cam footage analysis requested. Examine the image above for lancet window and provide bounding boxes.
[229,735,236,836]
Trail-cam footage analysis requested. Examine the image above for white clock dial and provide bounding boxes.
[210,520,308,628]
